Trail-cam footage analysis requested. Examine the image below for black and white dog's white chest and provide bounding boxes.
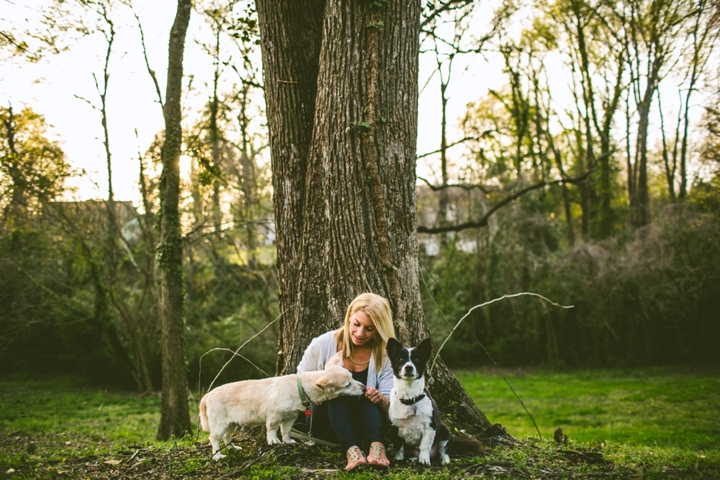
[389,388,433,445]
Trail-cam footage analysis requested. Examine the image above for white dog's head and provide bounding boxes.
[312,352,365,400]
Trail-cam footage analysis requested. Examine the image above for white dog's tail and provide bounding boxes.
[199,396,210,432]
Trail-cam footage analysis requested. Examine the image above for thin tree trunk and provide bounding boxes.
[634,73,656,227]
[553,148,575,247]
[625,91,635,223]
[658,92,678,201]
[157,0,192,441]
[210,27,223,233]
[237,85,257,259]
[3,106,28,229]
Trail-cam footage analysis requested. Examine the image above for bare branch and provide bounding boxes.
[417,135,482,159]
[130,3,164,110]
[417,175,494,194]
[417,171,593,234]
[421,0,474,29]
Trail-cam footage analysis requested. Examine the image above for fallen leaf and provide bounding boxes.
[104,460,121,465]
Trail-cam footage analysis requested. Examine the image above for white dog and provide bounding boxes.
[199,352,365,460]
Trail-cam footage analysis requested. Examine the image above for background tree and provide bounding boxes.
[621,0,692,227]
[156,0,193,441]
[659,0,720,202]
[1,106,69,230]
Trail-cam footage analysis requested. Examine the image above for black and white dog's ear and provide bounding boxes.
[415,338,433,361]
[386,337,402,358]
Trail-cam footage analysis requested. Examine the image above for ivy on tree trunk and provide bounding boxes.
[157,0,192,441]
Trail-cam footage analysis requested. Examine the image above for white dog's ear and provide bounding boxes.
[325,351,343,369]
[315,375,336,390]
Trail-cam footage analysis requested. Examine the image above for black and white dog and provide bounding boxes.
[386,337,481,465]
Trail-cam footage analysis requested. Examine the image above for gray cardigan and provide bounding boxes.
[296,330,394,397]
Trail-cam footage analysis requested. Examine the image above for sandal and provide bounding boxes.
[345,445,367,471]
[367,442,390,468]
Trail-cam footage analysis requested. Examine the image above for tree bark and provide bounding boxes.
[157,0,192,441]
[257,0,492,435]
[3,106,28,229]
[633,69,657,228]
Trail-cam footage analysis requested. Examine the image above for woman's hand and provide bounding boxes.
[365,387,388,407]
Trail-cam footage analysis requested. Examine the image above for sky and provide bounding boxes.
[2,0,710,206]
[3,0,192,203]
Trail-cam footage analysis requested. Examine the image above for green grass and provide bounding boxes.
[456,366,720,447]
[1,367,719,478]
[0,375,162,438]
[0,375,175,465]
[456,366,720,476]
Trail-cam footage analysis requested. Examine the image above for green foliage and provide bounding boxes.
[0,108,140,386]
[421,202,720,368]
[688,174,720,215]
[0,106,72,225]
[185,253,279,391]
[0,213,138,387]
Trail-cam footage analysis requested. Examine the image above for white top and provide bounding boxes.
[296,330,394,397]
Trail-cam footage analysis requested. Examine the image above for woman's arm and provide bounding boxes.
[376,359,394,397]
[296,337,322,373]
[296,331,336,373]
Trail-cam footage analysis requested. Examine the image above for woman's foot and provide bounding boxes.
[367,442,390,468]
[345,445,367,471]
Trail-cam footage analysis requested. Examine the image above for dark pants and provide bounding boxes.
[305,396,386,452]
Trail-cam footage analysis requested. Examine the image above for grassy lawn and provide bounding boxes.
[0,376,165,463]
[457,366,720,476]
[1,367,719,478]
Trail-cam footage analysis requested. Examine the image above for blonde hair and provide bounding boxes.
[336,293,395,372]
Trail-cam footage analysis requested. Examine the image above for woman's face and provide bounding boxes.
[349,310,377,347]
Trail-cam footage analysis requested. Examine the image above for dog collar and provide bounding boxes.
[297,375,313,408]
[397,392,426,406]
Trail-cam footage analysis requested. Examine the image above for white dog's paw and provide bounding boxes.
[441,454,451,465]
[418,453,431,465]
[284,438,297,444]
[231,444,242,451]
[394,450,404,461]
[212,452,226,461]
[267,437,282,445]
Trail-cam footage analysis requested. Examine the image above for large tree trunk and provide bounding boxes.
[157,0,192,441]
[257,0,492,435]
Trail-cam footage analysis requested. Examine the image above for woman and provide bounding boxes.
[297,292,395,471]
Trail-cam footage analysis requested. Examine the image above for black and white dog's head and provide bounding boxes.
[386,337,433,380]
